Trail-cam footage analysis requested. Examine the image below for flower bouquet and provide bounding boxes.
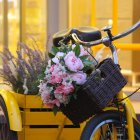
[38,44,94,113]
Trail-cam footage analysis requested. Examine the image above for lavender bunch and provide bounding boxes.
[0,42,48,94]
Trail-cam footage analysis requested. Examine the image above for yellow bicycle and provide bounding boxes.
[53,21,140,140]
[0,21,140,140]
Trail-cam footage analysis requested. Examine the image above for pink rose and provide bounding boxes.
[64,51,84,72]
[54,84,74,95]
[49,75,63,85]
[48,64,67,84]
[41,91,60,108]
[46,99,60,108]
[71,71,87,85]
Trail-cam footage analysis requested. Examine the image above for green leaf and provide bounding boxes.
[73,93,77,100]
[73,44,80,57]
[51,47,59,55]
[80,55,89,61]
[83,60,93,65]
[48,52,55,58]
[53,106,59,115]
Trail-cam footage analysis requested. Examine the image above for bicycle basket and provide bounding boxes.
[60,58,127,125]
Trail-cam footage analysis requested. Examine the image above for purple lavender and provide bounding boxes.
[0,42,48,94]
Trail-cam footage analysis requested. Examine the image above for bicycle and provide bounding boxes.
[53,21,140,140]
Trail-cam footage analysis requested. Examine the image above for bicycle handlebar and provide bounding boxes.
[112,20,140,41]
[72,20,140,47]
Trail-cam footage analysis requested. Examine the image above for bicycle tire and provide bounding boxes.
[80,110,140,140]
[0,96,18,140]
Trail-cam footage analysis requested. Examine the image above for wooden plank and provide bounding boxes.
[25,95,44,108]
[24,127,81,140]
[59,128,81,140]
[11,92,26,108]
[24,128,59,140]
[18,128,25,140]
[24,112,72,125]
[11,92,45,108]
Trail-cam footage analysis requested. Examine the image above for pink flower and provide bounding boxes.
[46,99,60,108]
[54,84,74,95]
[47,64,67,84]
[40,89,60,108]
[79,45,88,56]
[54,93,69,104]
[50,65,55,72]
[71,71,87,85]
[64,51,84,72]
[49,75,63,85]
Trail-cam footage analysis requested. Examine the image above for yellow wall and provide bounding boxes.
[69,0,94,27]
[25,0,47,51]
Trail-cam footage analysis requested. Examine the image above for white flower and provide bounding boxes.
[48,60,51,67]
[56,52,65,57]
[52,52,65,64]
[52,57,59,64]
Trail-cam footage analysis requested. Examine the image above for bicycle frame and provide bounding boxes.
[115,91,136,140]
[105,42,138,140]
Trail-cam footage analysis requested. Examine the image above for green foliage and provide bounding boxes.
[73,44,80,56]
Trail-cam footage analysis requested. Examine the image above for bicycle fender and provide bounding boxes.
[0,90,22,131]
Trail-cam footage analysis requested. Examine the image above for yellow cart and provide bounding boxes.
[0,90,82,140]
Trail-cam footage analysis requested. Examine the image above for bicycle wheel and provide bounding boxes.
[80,111,140,140]
[0,96,18,140]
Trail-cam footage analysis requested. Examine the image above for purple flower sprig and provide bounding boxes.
[0,42,47,94]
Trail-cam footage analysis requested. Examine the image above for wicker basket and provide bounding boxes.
[60,58,127,125]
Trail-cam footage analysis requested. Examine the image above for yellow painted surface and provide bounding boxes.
[24,112,72,125]
[11,92,82,140]
[69,0,93,27]
[12,92,42,108]
[0,90,22,131]
[21,127,81,140]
